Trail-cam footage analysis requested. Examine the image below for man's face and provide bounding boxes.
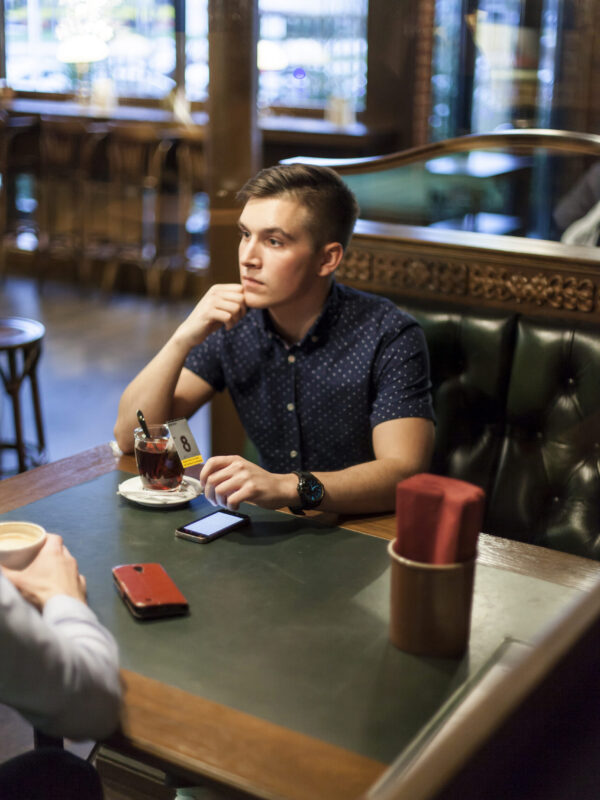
[237,196,324,310]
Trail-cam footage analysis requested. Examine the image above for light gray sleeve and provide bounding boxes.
[554,162,600,232]
[0,574,121,741]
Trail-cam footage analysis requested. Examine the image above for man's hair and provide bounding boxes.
[237,164,360,252]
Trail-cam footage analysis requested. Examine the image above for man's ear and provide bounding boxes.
[317,242,344,277]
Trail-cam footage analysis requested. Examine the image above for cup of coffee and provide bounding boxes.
[134,424,184,491]
[0,522,47,570]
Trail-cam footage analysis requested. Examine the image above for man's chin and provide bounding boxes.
[242,291,269,309]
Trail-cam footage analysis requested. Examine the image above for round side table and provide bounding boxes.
[0,317,47,474]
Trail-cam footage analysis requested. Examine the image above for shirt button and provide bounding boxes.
[311,335,318,342]
[290,450,298,458]
[288,354,296,364]
[287,403,295,411]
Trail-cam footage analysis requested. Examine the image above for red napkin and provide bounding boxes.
[395,473,485,564]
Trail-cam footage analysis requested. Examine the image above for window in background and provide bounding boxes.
[469,0,539,133]
[430,0,464,140]
[4,0,368,111]
[430,0,534,139]
[258,0,368,117]
[6,0,71,93]
[185,0,208,101]
[182,0,370,114]
[428,0,586,141]
[5,0,176,100]
[104,0,175,99]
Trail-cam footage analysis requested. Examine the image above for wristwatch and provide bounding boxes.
[290,471,324,514]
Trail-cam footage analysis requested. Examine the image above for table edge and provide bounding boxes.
[3,444,599,594]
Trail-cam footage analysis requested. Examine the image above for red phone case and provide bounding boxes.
[112,563,189,619]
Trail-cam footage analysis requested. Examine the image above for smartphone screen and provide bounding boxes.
[175,510,249,543]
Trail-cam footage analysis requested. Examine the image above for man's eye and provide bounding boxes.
[268,238,282,246]
[239,229,250,239]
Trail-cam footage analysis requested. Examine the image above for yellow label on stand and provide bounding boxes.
[166,418,204,468]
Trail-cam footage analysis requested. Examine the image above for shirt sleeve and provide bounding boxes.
[184,328,226,391]
[554,162,600,232]
[370,319,435,427]
[0,574,121,741]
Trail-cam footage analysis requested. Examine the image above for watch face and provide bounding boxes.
[297,472,324,508]
[305,476,323,503]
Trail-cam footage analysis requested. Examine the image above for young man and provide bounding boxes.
[0,533,121,799]
[114,164,435,515]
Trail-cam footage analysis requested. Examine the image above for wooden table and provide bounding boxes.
[2,444,600,800]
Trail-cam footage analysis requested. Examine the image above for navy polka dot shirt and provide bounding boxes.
[184,282,434,473]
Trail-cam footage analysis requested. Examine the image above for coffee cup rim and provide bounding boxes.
[0,521,47,549]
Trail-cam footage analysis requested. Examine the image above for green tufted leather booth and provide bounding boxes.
[281,130,600,559]
[402,299,600,560]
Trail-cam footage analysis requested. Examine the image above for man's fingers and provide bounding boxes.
[199,455,236,485]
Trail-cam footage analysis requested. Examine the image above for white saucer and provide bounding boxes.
[117,476,203,507]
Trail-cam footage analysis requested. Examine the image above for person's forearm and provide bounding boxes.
[115,285,247,452]
[1,582,121,742]
[307,457,428,515]
[37,597,122,740]
[201,420,433,514]
[113,332,191,453]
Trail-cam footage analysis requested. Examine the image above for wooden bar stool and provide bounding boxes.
[37,117,109,286]
[0,317,46,474]
[157,126,209,299]
[37,117,88,284]
[101,123,171,297]
[0,113,41,283]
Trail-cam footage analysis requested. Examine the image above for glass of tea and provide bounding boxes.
[134,424,184,491]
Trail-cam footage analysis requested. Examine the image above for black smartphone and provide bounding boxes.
[175,510,250,543]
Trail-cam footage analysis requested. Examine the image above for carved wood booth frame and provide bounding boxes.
[341,222,598,319]
[287,129,600,323]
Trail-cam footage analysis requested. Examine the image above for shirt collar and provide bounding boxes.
[258,281,342,351]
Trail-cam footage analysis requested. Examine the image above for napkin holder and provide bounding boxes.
[388,540,476,658]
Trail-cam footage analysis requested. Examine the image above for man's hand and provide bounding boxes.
[200,456,297,511]
[175,284,247,350]
[1,534,87,610]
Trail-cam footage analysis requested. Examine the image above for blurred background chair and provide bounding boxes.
[0,316,46,475]
[37,117,109,286]
[0,112,41,282]
[157,126,209,299]
[2,116,208,300]
[99,123,170,297]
